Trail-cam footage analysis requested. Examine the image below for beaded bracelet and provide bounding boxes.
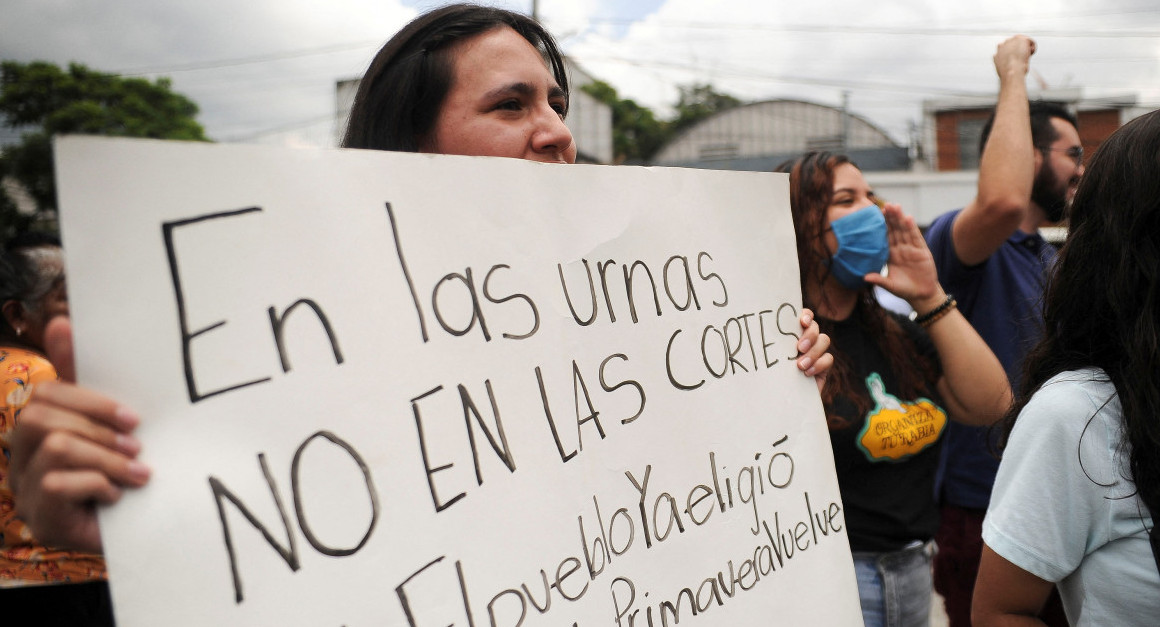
[911,294,957,328]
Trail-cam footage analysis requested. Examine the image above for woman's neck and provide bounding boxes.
[808,277,859,322]
[0,333,42,355]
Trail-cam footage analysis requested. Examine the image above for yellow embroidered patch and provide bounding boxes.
[856,372,947,462]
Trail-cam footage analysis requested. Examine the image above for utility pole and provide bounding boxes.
[531,0,538,20]
[840,90,850,152]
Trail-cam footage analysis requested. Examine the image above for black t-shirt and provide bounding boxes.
[826,311,947,552]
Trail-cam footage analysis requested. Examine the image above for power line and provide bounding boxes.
[575,21,1160,39]
[115,40,381,76]
[576,54,997,99]
[896,4,1160,28]
[109,18,1160,78]
[218,112,338,143]
[88,8,1157,144]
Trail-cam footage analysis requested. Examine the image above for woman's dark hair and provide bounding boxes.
[342,3,568,152]
[1003,109,1160,522]
[775,151,936,426]
[0,252,30,336]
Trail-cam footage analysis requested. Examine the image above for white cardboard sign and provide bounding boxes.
[54,136,861,626]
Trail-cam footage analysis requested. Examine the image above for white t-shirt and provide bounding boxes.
[983,368,1160,626]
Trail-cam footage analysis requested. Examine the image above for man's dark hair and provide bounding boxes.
[978,100,1079,156]
[342,3,568,152]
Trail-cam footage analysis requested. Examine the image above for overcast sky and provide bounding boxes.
[2,0,1158,148]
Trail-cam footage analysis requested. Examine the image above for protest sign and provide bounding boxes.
[54,136,861,626]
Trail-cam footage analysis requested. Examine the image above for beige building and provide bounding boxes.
[651,99,907,172]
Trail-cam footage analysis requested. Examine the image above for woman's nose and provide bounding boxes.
[531,106,574,159]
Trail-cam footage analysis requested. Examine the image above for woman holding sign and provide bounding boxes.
[776,152,1011,627]
[8,4,833,560]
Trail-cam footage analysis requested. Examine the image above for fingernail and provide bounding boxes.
[806,367,817,376]
[126,460,151,484]
[798,338,812,352]
[114,406,140,430]
[115,434,142,457]
[798,356,812,370]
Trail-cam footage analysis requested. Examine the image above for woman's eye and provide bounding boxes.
[551,101,567,117]
[496,100,521,111]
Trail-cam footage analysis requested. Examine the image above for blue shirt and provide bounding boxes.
[924,208,1057,508]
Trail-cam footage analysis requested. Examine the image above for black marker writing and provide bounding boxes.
[556,252,729,328]
[164,207,344,404]
[387,202,540,344]
[209,430,378,603]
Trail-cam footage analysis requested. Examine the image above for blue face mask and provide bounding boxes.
[827,204,889,290]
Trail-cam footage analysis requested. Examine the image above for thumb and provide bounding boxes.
[44,315,76,383]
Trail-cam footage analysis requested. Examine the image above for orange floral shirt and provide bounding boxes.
[1,346,107,586]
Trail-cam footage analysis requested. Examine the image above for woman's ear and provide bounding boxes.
[2,299,26,334]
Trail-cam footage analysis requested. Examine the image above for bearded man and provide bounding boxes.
[923,35,1084,627]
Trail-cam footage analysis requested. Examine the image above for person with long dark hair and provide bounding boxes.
[972,109,1160,625]
[341,2,571,159]
[7,3,832,557]
[777,151,1011,627]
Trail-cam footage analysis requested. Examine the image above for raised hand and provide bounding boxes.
[864,203,946,314]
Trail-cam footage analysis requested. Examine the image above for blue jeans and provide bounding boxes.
[853,541,934,627]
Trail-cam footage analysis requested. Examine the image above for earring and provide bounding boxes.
[14,327,22,337]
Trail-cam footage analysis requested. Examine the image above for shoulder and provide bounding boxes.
[1013,369,1116,435]
[986,368,1134,582]
[925,209,973,278]
[924,209,962,247]
[1006,369,1121,473]
[0,347,57,422]
[1009,230,1058,267]
[0,346,57,382]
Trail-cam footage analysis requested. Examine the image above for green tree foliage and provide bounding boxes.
[581,80,667,164]
[582,80,742,165]
[669,83,743,136]
[0,61,208,238]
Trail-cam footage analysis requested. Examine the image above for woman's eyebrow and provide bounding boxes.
[481,82,566,103]
[482,82,535,100]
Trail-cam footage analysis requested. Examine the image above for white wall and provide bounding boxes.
[565,77,613,164]
[865,170,978,227]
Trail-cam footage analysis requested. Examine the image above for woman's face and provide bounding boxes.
[422,26,577,164]
[821,162,880,256]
